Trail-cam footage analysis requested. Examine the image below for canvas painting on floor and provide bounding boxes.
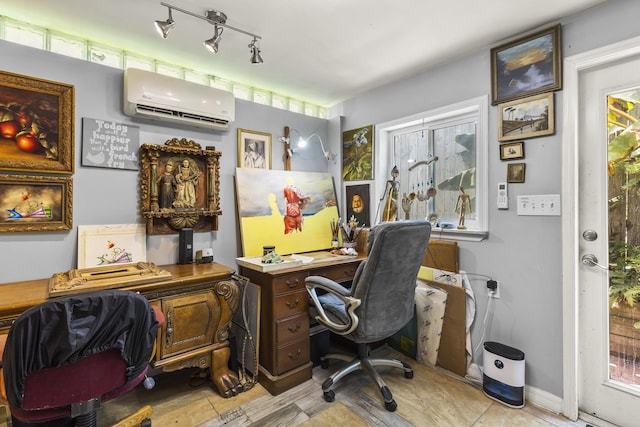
[235,168,339,257]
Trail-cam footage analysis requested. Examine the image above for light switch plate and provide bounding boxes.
[517,194,561,216]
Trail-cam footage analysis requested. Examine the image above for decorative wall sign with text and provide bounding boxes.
[81,117,139,170]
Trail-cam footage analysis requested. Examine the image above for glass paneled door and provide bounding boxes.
[578,51,640,426]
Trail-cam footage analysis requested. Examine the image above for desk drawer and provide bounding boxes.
[276,338,310,374]
[310,263,359,282]
[276,313,309,345]
[273,291,309,319]
[273,272,308,294]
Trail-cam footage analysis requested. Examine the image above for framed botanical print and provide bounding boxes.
[342,125,374,181]
[0,70,74,174]
[237,128,271,169]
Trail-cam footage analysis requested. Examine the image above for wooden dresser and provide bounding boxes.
[238,253,363,395]
[0,263,244,398]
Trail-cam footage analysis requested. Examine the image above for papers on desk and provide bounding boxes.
[235,256,303,272]
[289,254,314,264]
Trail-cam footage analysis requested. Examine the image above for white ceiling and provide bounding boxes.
[1,0,608,107]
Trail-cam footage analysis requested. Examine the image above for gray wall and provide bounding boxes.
[0,40,329,283]
[2,0,639,401]
[334,0,640,397]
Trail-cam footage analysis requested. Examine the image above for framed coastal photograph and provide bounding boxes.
[498,92,554,142]
[507,163,526,183]
[342,125,374,181]
[0,173,72,232]
[500,141,525,160]
[77,223,146,268]
[237,128,271,169]
[0,70,74,174]
[491,24,562,105]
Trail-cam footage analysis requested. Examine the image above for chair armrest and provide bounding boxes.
[305,275,351,296]
[305,276,361,335]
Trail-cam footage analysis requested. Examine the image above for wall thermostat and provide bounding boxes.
[195,248,214,264]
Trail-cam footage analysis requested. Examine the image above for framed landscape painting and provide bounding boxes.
[498,92,554,142]
[0,70,74,174]
[491,24,562,105]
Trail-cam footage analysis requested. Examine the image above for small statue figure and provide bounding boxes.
[380,165,400,222]
[401,192,416,220]
[456,186,471,229]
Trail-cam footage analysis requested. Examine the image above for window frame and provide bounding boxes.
[374,95,489,242]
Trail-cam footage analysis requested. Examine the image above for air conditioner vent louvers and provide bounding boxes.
[135,104,230,126]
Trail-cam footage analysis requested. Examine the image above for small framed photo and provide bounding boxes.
[498,92,554,142]
[500,141,524,160]
[491,24,562,105]
[507,163,526,183]
[237,128,271,169]
[0,173,72,232]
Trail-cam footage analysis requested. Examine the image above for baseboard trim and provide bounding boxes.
[525,385,564,415]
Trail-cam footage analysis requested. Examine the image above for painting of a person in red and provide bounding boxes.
[283,177,311,234]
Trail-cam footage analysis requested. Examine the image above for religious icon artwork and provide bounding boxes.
[139,138,221,235]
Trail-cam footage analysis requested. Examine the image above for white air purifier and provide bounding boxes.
[482,341,525,408]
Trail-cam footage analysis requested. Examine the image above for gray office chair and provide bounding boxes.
[305,219,431,411]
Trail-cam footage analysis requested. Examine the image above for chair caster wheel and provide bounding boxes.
[385,400,398,412]
[405,370,414,379]
[320,359,329,369]
[323,390,335,402]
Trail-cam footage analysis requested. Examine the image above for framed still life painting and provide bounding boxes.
[0,173,72,232]
[0,70,74,174]
[235,168,340,257]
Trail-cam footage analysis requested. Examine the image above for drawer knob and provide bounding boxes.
[288,323,301,333]
[288,349,302,360]
[285,298,300,309]
[285,279,299,288]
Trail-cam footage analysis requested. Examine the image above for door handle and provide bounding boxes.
[581,254,608,270]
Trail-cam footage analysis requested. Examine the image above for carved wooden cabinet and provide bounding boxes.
[239,255,362,395]
[0,263,243,398]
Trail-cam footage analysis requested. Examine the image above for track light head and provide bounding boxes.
[249,38,263,64]
[203,26,223,54]
[154,8,175,38]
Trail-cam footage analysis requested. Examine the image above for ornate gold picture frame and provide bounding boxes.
[0,70,74,174]
[140,138,221,235]
[0,173,72,232]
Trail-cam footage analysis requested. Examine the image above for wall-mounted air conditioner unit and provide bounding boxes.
[123,68,235,130]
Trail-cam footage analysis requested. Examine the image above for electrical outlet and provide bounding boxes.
[488,281,500,299]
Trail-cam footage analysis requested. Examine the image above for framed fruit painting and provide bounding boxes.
[0,71,74,174]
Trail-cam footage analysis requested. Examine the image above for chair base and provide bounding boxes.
[320,344,413,412]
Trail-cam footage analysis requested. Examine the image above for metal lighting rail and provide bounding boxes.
[160,2,262,40]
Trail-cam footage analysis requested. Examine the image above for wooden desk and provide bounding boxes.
[0,263,244,398]
[238,252,364,395]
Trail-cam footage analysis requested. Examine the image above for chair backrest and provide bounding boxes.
[350,220,431,342]
[2,289,159,418]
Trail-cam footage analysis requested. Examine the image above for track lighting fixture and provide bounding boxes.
[203,26,223,54]
[154,7,175,38]
[249,38,263,64]
[155,2,263,63]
